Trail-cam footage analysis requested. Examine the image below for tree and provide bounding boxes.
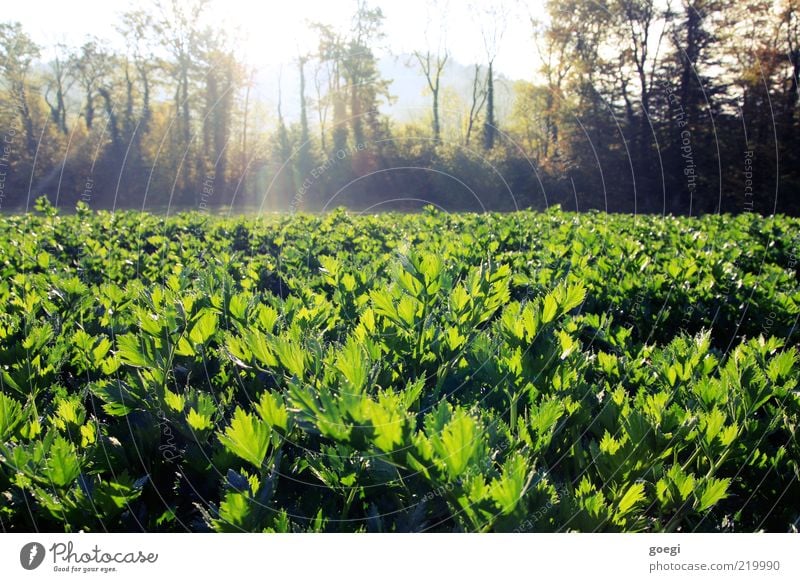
[343,0,391,146]
[412,0,449,141]
[606,0,672,211]
[150,0,211,204]
[314,22,349,154]
[508,81,551,160]
[296,52,317,179]
[664,0,722,213]
[43,43,73,134]
[782,0,800,137]
[72,39,109,131]
[0,22,41,158]
[473,1,507,150]
[465,64,488,146]
[312,56,332,152]
[719,0,800,213]
[189,26,244,207]
[529,12,573,159]
[118,9,158,137]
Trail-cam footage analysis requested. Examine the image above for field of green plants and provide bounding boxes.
[0,200,798,532]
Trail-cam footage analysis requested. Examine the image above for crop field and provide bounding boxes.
[0,201,798,532]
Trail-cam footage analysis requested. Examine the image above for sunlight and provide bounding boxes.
[16,0,539,79]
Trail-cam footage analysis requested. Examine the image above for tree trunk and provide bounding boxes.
[432,78,440,140]
[85,88,94,130]
[483,61,495,149]
[16,84,37,159]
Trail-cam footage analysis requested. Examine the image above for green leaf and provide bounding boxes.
[216,491,251,530]
[371,289,400,325]
[227,293,249,321]
[667,464,696,502]
[219,408,271,469]
[1,370,23,395]
[489,453,531,514]
[22,323,54,352]
[187,408,214,432]
[164,390,185,413]
[175,336,196,357]
[364,394,406,452]
[617,482,646,516]
[702,408,726,446]
[541,293,558,324]
[719,424,739,447]
[257,304,279,332]
[91,472,145,514]
[335,338,369,393]
[255,391,289,434]
[116,334,154,368]
[530,399,565,437]
[189,310,218,345]
[0,393,23,440]
[599,431,623,456]
[450,284,470,313]
[53,397,84,428]
[767,349,796,382]
[92,337,113,362]
[37,251,50,269]
[273,337,305,378]
[402,378,425,408]
[562,282,587,312]
[44,437,81,487]
[318,255,341,279]
[696,477,730,512]
[431,411,483,479]
[90,380,141,416]
[80,423,96,447]
[557,329,578,359]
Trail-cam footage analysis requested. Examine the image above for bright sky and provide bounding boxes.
[9,0,542,80]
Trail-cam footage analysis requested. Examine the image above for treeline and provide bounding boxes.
[0,0,798,215]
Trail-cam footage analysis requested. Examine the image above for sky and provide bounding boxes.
[8,0,543,81]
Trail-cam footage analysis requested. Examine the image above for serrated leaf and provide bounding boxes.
[164,389,185,413]
[116,334,153,368]
[175,336,195,357]
[335,338,369,393]
[219,408,271,469]
[767,349,796,382]
[255,391,289,433]
[257,304,279,332]
[0,393,22,440]
[80,423,96,447]
[696,477,730,511]
[273,337,305,378]
[216,491,251,530]
[45,436,81,487]
[541,293,558,324]
[617,482,646,516]
[562,283,587,312]
[431,411,483,479]
[92,337,112,362]
[489,453,531,514]
[189,310,218,345]
[531,399,565,436]
[703,408,726,446]
[371,289,400,325]
[187,408,214,432]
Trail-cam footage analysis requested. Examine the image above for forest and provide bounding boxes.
[0,0,798,215]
